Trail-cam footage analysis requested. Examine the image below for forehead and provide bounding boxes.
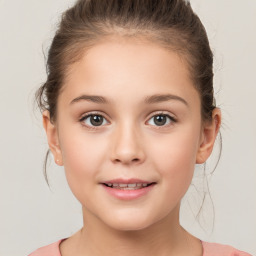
[60,39,199,107]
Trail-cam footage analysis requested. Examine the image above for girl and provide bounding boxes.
[29,0,252,255]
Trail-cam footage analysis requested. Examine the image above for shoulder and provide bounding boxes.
[28,239,64,256]
[202,241,252,256]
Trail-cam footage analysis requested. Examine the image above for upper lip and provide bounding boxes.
[101,178,155,184]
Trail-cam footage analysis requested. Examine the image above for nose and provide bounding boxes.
[110,122,146,165]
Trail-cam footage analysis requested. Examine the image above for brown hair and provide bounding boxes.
[36,0,220,206]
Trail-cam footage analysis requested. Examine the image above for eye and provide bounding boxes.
[79,113,108,128]
[147,113,176,127]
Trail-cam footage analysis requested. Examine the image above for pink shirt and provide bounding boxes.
[29,239,252,256]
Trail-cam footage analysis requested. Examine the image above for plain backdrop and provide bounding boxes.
[0,0,255,255]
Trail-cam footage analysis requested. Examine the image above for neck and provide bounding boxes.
[64,205,200,256]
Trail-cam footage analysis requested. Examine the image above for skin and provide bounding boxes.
[43,37,221,256]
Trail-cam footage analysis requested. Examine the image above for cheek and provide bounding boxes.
[58,129,107,197]
[149,129,200,196]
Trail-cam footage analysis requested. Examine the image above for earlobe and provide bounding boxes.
[42,111,63,166]
[196,108,221,164]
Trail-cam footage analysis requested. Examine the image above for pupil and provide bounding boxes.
[154,115,166,126]
[91,115,103,126]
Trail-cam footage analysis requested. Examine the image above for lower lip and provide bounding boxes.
[101,184,156,200]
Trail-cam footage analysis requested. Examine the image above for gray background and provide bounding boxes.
[0,0,255,255]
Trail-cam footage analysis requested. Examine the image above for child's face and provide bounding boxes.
[47,38,212,231]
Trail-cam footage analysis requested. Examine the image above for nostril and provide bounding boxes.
[110,144,145,164]
[113,156,141,164]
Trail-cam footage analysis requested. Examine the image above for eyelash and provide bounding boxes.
[79,111,177,131]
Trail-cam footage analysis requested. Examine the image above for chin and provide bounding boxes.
[110,221,151,232]
[104,212,156,232]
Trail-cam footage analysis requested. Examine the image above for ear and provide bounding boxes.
[42,110,63,166]
[196,108,221,164]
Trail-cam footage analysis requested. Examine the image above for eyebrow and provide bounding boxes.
[70,93,188,106]
[70,95,109,104]
[145,94,188,106]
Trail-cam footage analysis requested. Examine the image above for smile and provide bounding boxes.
[103,183,154,190]
[101,179,156,200]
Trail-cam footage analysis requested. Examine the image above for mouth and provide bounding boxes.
[100,179,156,200]
[102,182,156,190]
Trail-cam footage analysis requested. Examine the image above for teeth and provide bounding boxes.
[127,183,136,188]
[104,183,151,189]
[122,187,140,190]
